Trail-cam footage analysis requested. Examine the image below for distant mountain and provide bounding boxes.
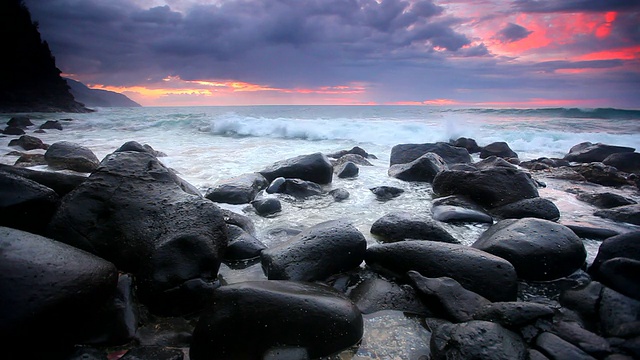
[0,0,90,113]
[66,78,141,108]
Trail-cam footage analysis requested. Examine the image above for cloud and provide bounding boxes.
[494,23,533,43]
[513,0,640,13]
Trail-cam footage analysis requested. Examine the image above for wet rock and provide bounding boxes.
[431,204,493,223]
[40,120,63,130]
[332,153,373,167]
[432,167,539,208]
[0,163,86,196]
[14,153,47,167]
[594,204,640,225]
[431,320,527,360]
[272,178,324,198]
[251,197,282,216]
[564,142,635,163]
[576,192,637,208]
[120,346,184,360]
[326,146,373,159]
[599,287,640,337]
[490,197,560,221]
[115,141,166,157]
[266,176,286,193]
[44,141,100,173]
[0,170,59,234]
[190,281,363,359]
[370,211,458,244]
[349,274,431,315]
[46,151,228,315]
[480,141,518,159]
[390,142,472,166]
[329,188,350,201]
[520,157,570,170]
[565,225,619,240]
[529,349,551,360]
[0,227,118,348]
[336,161,359,178]
[598,258,640,301]
[551,321,612,358]
[603,152,640,173]
[535,332,596,360]
[135,316,194,347]
[370,185,404,200]
[388,152,447,182]
[573,163,632,187]
[204,172,268,204]
[225,224,266,261]
[473,302,555,328]
[408,271,490,323]
[6,115,33,128]
[261,219,366,281]
[2,125,25,135]
[365,240,518,302]
[259,152,333,185]
[473,218,586,281]
[450,137,482,153]
[8,134,48,150]
[474,155,517,169]
[559,282,603,323]
[589,231,640,279]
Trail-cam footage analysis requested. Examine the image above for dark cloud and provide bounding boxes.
[494,23,532,43]
[514,0,640,13]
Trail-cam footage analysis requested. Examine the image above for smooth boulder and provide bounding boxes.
[594,204,640,225]
[259,152,333,184]
[490,197,560,221]
[261,219,367,281]
[365,240,518,302]
[190,281,363,359]
[564,142,635,163]
[204,173,268,204]
[370,211,458,244]
[480,141,518,159]
[603,152,640,173]
[44,141,100,173]
[8,135,48,150]
[390,142,471,166]
[472,218,587,281]
[388,152,447,182]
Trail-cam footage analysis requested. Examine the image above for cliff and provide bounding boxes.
[0,0,91,113]
[66,79,141,108]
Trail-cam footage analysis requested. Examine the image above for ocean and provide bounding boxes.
[2,105,640,358]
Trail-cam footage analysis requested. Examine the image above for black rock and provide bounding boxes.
[535,332,596,360]
[365,240,518,302]
[205,173,268,204]
[329,188,350,201]
[408,271,491,323]
[450,137,482,153]
[225,224,267,261]
[559,281,603,323]
[14,153,47,167]
[44,141,100,173]
[473,302,554,328]
[8,134,48,150]
[0,163,86,196]
[251,197,282,216]
[190,281,363,359]
[565,225,619,240]
[490,197,561,221]
[474,155,518,169]
[589,231,640,279]
[431,320,527,360]
[266,177,286,193]
[369,186,404,200]
[46,151,228,315]
[7,116,33,128]
[40,120,63,130]
[431,204,493,223]
[261,219,367,281]
[573,162,632,187]
[0,227,118,348]
[326,146,371,159]
[390,142,472,166]
[0,170,59,234]
[599,287,640,337]
[595,204,640,225]
[2,125,25,135]
[370,211,458,243]
[551,321,612,358]
[273,178,324,198]
[388,152,447,182]
[564,142,635,163]
[603,152,640,173]
[480,141,518,159]
[348,274,430,315]
[598,258,640,301]
[576,192,637,208]
[336,161,359,178]
[259,152,333,184]
[332,153,373,167]
[472,218,587,281]
[432,167,539,208]
[115,141,166,157]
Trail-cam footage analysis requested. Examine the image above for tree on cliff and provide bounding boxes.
[0,0,90,112]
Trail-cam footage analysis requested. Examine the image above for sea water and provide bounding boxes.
[2,106,640,358]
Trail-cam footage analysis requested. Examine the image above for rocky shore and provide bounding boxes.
[1,116,640,359]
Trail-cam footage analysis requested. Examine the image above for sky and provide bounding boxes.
[24,0,640,108]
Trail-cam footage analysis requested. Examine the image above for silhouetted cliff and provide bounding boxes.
[0,0,91,112]
[66,79,142,108]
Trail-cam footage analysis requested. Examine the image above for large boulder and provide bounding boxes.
[365,240,518,302]
[603,152,640,173]
[594,204,640,225]
[589,232,640,280]
[190,281,363,359]
[564,142,635,163]
[490,197,560,221]
[259,152,333,184]
[44,141,100,173]
[472,218,586,281]
[480,141,518,159]
[430,320,527,360]
[370,211,458,244]
[390,142,472,166]
[6,116,33,128]
[0,227,118,349]
[8,135,48,150]
[576,192,637,208]
[432,167,539,209]
[204,173,268,204]
[261,219,367,281]
[0,170,59,234]
[270,178,324,198]
[46,151,228,315]
[388,152,447,182]
[0,163,86,197]
[572,162,632,187]
[349,274,430,315]
[535,332,596,360]
[450,137,482,153]
[431,205,493,224]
